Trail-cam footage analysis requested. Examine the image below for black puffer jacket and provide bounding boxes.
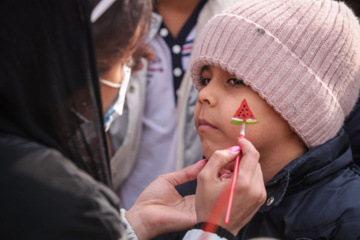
[170,129,360,239]
[237,129,360,239]
[344,97,360,164]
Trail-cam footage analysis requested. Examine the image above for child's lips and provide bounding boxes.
[197,118,217,131]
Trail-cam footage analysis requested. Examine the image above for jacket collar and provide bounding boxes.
[259,128,353,212]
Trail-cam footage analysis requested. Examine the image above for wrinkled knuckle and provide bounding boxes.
[158,173,166,179]
[156,173,167,181]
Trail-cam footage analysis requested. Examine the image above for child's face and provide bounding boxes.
[194,65,293,159]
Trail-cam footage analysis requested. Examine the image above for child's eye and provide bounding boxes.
[228,78,244,86]
[199,77,211,86]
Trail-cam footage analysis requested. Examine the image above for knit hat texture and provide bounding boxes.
[191,0,360,148]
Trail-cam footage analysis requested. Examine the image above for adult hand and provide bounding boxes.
[196,138,266,236]
[126,160,206,240]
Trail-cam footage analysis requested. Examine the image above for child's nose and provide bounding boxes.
[197,82,218,107]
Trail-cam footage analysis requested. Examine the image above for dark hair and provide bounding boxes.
[89,0,152,75]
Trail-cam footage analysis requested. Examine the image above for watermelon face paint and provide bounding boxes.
[231,99,259,125]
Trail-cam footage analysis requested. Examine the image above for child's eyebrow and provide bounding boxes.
[201,65,210,74]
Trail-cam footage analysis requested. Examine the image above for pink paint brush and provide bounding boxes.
[224,121,246,224]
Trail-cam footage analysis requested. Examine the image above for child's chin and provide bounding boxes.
[202,146,216,159]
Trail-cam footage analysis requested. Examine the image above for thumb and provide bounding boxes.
[160,160,207,187]
[202,149,239,179]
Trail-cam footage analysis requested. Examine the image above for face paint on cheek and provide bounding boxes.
[230,99,259,125]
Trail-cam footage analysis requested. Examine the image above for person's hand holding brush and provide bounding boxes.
[195,137,266,236]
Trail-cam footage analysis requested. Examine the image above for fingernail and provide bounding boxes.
[226,146,240,152]
[197,158,208,164]
[220,173,230,178]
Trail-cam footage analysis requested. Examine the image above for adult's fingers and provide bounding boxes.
[201,149,240,180]
[158,160,207,187]
[237,138,261,178]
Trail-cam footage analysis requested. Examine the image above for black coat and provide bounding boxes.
[167,129,360,239]
[0,1,119,238]
[0,134,124,240]
[344,97,360,164]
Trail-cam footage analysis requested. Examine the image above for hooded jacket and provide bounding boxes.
[0,0,122,238]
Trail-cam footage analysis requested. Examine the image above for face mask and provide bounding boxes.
[102,65,131,131]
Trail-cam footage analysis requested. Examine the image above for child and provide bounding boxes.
[169,0,360,239]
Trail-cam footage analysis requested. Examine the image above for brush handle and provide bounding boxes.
[224,134,244,224]
[224,151,241,224]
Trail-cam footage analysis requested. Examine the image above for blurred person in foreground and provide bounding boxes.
[0,0,266,239]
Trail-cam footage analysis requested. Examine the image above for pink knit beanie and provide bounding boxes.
[191,0,360,148]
